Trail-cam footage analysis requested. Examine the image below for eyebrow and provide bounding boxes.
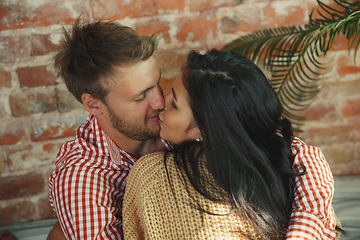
[172,88,177,102]
[134,86,152,99]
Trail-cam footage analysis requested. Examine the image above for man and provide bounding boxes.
[48,18,170,239]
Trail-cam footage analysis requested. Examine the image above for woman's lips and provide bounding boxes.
[158,114,163,124]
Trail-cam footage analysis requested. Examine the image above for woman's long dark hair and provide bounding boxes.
[165,49,302,239]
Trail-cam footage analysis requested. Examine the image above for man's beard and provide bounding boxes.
[107,104,160,141]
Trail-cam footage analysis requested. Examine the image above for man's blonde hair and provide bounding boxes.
[54,18,159,103]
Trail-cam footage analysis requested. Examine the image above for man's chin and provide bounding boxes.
[140,128,160,140]
[131,131,159,141]
[147,121,160,131]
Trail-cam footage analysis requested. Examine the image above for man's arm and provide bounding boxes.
[47,221,65,240]
[286,141,337,239]
[49,166,124,239]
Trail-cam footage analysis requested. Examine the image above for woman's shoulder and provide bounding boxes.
[130,151,172,177]
[126,152,168,195]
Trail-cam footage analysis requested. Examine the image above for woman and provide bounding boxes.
[123,49,339,239]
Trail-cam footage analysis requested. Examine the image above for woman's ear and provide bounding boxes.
[190,126,203,141]
[82,93,103,116]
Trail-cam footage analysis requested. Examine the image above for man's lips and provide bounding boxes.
[148,114,159,122]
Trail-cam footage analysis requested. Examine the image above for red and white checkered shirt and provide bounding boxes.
[49,114,336,239]
[49,114,172,239]
[286,136,336,239]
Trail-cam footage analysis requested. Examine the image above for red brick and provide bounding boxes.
[337,55,360,75]
[0,200,37,225]
[176,17,217,42]
[331,34,348,51]
[155,0,185,12]
[9,91,58,117]
[7,142,61,170]
[31,34,59,56]
[0,105,6,118]
[0,195,56,225]
[323,147,354,165]
[338,65,360,75]
[0,68,11,88]
[30,119,77,142]
[0,129,25,146]
[265,4,306,27]
[57,90,83,113]
[92,0,185,20]
[320,147,357,175]
[91,0,157,20]
[300,125,353,146]
[302,104,336,121]
[188,0,236,12]
[332,163,360,176]
[0,154,6,173]
[136,23,171,44]
[154,51,187,73]
[160,77,176,95]
[37,196,57,220]
[0,2,89,31]
[17,66,57,88]
[321,145,360,175]
[320,79,360,99]
[43,143,55,153]
[221,16,262,34]
[355,123,360,142]
[0,173,45,200]
[342,98,360,117]
[331,34,360,51]
[0,36,31,63]
[152,50,185,94]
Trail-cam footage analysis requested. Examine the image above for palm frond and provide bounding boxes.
[222,0,360,131]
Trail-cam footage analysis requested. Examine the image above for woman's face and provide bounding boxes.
[158,73,201,145]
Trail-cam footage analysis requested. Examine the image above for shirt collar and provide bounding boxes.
[102,130,138,167]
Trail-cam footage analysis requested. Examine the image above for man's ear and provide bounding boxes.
[82,93,103,116]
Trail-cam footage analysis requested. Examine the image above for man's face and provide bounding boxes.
[103,56,165,141]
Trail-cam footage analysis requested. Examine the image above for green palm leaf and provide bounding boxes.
[222,0,360,131]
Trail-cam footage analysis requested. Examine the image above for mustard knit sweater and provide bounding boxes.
[123,152,257,240]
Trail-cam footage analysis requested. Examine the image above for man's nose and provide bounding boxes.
[151,85,165,110]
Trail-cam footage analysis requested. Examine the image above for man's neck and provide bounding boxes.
[111,133,161,157]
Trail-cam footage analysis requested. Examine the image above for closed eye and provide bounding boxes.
[135,93,146,101]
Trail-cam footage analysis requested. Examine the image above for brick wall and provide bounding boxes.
[0,0,359,225]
